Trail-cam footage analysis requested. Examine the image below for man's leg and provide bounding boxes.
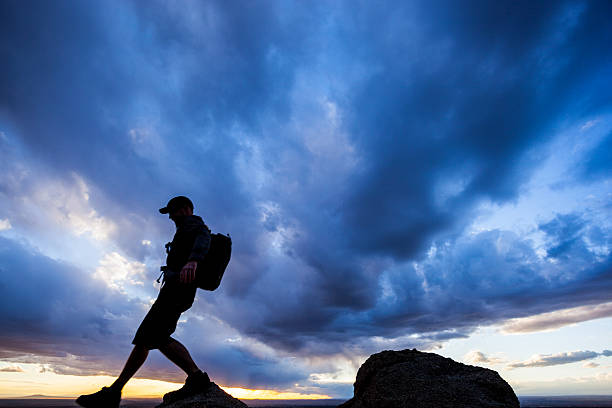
[159,337,199,375]
[110,344,149,391]
[76,345,148,407]
[159,338,211,403]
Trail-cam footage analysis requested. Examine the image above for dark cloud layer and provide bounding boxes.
[582,131,612,180]
[340,0,611,258]
[0,237,138,366]
[0,237,310,388]
[1,0,611,395]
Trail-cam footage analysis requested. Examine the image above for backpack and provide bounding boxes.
[196,233,232,291]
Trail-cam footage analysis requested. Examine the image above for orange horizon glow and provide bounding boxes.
[0,363,333,400]
[221,387,331,400]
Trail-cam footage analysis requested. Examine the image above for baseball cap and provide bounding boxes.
[159,196,194,214]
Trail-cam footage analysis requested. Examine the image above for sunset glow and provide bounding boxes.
[0,363,330,400]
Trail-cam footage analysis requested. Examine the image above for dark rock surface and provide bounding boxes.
[339,348,519,408]
[155,382,248,408]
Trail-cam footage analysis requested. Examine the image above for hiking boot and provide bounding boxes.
[76,386,121,408]
[163,370,211,404]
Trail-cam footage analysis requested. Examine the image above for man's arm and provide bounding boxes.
[180,227,211,284]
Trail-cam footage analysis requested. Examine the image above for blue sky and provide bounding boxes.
[0,0,611,399]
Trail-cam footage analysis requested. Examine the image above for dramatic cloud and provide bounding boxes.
[464,351,506,366]
[580,131,612,181]
[94,252,147,291]
[0,236,319,388]
[0,0,611,397]
[501,302,612,334]
[0,365,24,373]
[0,237,143,364]
[508,350,612,369]
[0,219,10,231]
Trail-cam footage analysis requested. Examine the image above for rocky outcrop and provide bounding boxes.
[155,382,248,408]
[339,349,519,408]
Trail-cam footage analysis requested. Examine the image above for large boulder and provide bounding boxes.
[155,382,248,408]
[339,349,519,408]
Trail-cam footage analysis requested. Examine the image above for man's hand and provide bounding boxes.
[180,261,198,284]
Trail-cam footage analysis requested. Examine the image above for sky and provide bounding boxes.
[0,0,611,400]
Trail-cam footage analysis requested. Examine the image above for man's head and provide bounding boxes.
[159,196,194,220]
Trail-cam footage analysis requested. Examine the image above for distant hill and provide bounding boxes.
[15,395,71,399]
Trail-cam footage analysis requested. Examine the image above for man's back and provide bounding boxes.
[165,214,211,272]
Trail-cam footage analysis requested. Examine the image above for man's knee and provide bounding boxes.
[158,336,177,352]
[132,344,150,355]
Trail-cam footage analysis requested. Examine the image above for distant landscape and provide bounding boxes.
[0,398,344,408]
[1,396,612,408]
[519,396,612,408]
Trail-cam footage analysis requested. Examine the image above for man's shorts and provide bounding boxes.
[132,274,197,350]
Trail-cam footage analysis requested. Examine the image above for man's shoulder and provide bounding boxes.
[180,215,210,233]
[187,214,204,224]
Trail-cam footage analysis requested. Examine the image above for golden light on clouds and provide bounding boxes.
[500,302,612,334]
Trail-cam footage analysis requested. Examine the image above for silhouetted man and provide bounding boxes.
[77,196,212,408]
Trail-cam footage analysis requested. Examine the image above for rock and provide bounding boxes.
[339,349,519,408]
[155,382,248,408]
